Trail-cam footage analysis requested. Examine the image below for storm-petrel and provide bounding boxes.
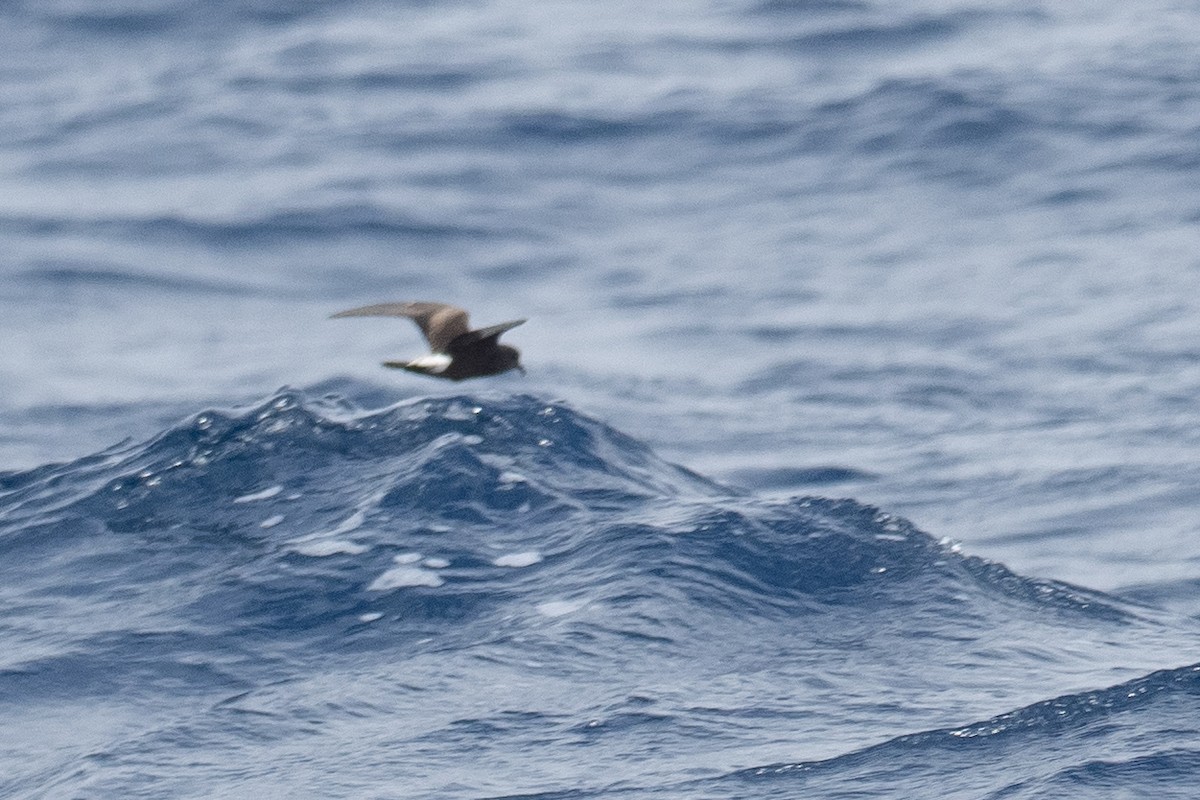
[331,301,526,380]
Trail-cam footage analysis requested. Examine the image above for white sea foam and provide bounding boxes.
[536,599,586,617]
[328,510,366,536]
[493,551,543,568]
[287,509,371,556]
[368,567,444,591]
[233,485,283,503]
[294,540,368,557]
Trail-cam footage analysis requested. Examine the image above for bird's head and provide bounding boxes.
[497,345,525,376]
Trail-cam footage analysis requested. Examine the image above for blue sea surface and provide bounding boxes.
[4,0,1200,797]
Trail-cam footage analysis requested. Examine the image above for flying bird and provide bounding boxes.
[331,301,526,380]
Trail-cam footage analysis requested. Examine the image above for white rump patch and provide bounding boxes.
[408,353,453,373]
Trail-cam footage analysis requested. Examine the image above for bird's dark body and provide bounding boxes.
[385,342,521,381]
[332,301,526,380]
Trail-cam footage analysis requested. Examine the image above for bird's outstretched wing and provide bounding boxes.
[331,301,470,353]
[449,319,527,351]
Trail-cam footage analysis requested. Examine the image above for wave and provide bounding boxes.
[719,663,1200,799]
[13,259,256,296]
[0,390,1128,623]
[23,0,343,36]
[3,389,1193,799]
[0,205,519,246]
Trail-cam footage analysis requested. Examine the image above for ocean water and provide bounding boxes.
[4,0,1200,797]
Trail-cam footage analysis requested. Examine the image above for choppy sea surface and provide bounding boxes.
[4,1,1200,797]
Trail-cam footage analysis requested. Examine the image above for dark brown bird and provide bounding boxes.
[331,301,526,380]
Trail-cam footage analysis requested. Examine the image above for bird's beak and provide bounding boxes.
[517,365,527,376]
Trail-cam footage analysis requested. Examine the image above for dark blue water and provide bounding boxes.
[5,391,1199,798]
[5,0,1200,797]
